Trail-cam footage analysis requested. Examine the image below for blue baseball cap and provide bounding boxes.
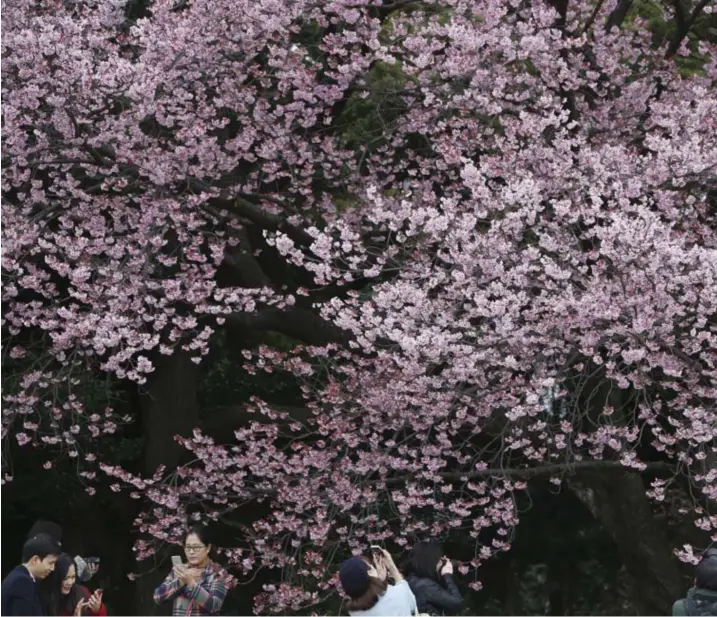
[339,556,370,598]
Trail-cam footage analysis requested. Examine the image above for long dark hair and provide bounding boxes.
[408,542,444,582]
[41,553,86,616]
[346,577,389,612]
[27,520,63,545]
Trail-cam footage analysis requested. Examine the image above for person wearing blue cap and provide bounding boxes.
[339,548,418,616]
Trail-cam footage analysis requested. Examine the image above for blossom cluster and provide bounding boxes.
[3,0,716,612]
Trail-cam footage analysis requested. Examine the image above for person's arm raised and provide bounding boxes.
[379,549,404,583]
[184,569,231,614]
[153,566,185,605]
[424,560,463,613]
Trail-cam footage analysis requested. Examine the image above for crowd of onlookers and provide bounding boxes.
[1,522,106,617]
[2,517,716,616]
[0,521,230,616]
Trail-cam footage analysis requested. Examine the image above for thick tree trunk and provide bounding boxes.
[547,557,572,616]
[140,350,200,475]
[134,350,200,616]
[570,471,683,616]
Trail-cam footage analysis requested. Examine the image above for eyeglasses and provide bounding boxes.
[184,545,207,553]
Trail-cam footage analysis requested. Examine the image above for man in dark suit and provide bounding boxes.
[2,534,61,615]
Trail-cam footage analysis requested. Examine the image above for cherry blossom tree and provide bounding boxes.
[3,0,716,613]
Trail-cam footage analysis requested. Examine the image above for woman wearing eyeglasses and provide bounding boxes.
[153,525,233,616]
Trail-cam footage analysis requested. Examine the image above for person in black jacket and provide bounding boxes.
[406,542,463,616]
[2,534,61,615]
[673,548,717,616]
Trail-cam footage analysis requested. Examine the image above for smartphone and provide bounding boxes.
[171,555,183,567]
[369,545,384,563]
[85,557,100,566]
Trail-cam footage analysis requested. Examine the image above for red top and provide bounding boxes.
[57,586,107,616]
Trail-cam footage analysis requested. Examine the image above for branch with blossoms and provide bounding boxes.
[3,0,717,613]
[0,342,133,483]
[103,376,688,613]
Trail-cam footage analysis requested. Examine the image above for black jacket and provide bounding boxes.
[407,573,463,616]
[1,566,44,616]
[673,587,717,616]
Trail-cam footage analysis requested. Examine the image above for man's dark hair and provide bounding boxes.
[22,534,61,563]
[696,548,717,591]
[26,520,63,545]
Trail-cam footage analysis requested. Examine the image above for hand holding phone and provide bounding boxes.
[86,590,103,613]
[439,558,454,575]
[73,599,87,617]
[368,546,383,566]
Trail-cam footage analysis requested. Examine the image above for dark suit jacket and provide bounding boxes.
[1,566,44,615]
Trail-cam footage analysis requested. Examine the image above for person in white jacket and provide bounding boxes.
[339,548,418,617]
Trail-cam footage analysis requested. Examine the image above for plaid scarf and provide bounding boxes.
[153,560,232,616]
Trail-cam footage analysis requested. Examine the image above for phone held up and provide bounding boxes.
[369,545,385,566]
[439,558,458,571]
[171,555,183,567]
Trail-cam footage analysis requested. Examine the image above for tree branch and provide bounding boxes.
[580,0,606,35]
[211,196,315,247]
[214,225,274,289]
[337,0,425,17]
[605,0,634,32]
[670,0,688,30]
[201,405,315,439]
[665,0,711,58]
[226,305,350,346]
[393,459,674,485]
[218,459,676,499]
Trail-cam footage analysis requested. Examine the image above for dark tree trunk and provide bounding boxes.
[133,350,200,616]
[140,350,200,475]
[547,557,571,615]
[571,471,683,616]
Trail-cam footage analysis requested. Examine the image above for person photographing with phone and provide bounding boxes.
[405,542,463,616]
[27,521,101,586]
[338,546,418,616]
[39,553,106,616]
[153,524,232,616]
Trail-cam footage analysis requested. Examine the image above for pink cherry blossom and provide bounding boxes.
[3,0,717,612]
